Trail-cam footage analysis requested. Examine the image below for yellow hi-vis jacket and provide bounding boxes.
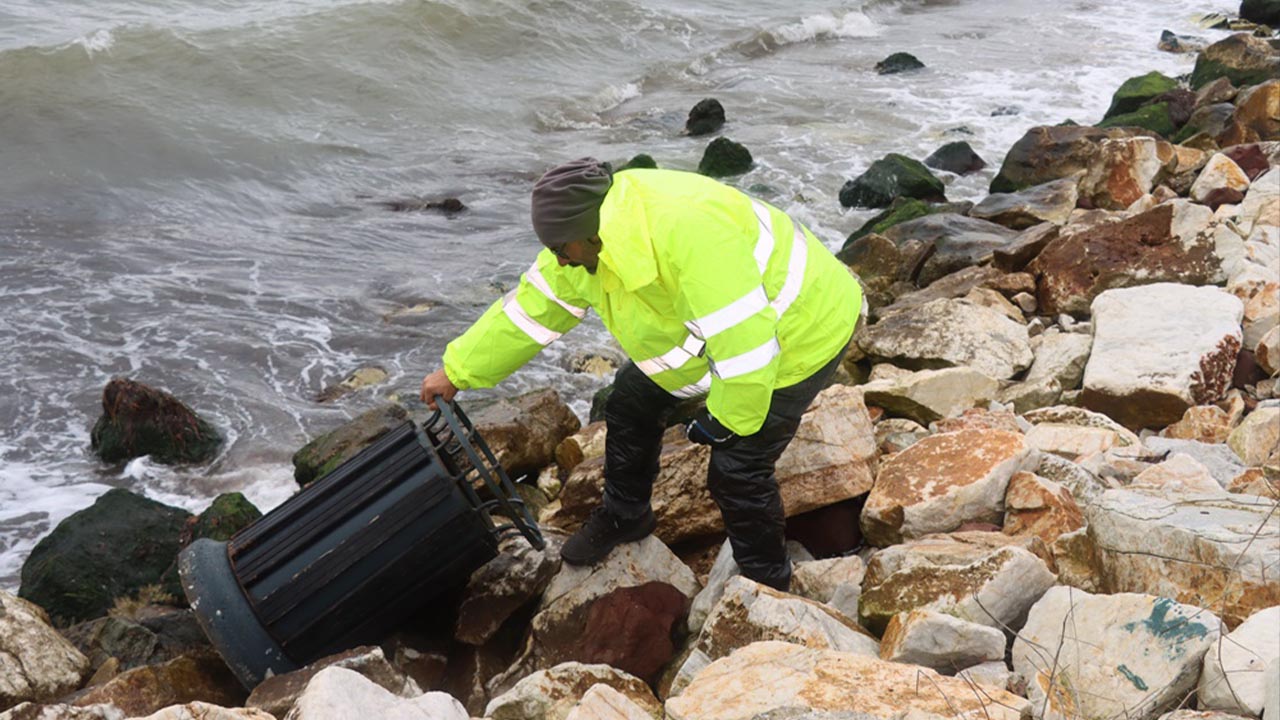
[442,168,862,436]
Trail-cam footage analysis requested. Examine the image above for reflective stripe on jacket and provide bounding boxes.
[442,168,861,436]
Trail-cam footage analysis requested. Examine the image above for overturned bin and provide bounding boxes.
[179,400,543,688]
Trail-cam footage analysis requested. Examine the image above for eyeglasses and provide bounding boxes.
[551,245,571,260]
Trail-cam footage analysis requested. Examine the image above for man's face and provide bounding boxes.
[553,235,602,274]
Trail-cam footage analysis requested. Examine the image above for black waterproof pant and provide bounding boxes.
[600,350,845,591]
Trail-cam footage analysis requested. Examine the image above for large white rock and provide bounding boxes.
[856,298,1035,380]
[1082,284,1244,429]
[484,663,660,720]
[1013,587,1223,720]
[0,591,90,711]
[670,576,879,696]
[686,539,814,634]
[1129,454,1226,496]
[1144,437,1251,487]
[858,533,1057,634]
[666,641,1028,720]
[1086,489,1280,628]
[562,684,656,720]
[284,668,468,720]
[1000,329,1094,412]
[860,367,1000,424]
[1267,657,1280,720]
[0,705,124,720]
[1238,167,1280,238]
[1228,405,1280,467]
[135,704,276,719]
[861,429,1034,545]
[879,610,1007,673]
[1199,606,1280,716]
[1192,153,1252,205]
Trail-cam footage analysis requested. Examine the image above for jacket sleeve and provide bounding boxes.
[668,214,780,437]
[442,251,590,390]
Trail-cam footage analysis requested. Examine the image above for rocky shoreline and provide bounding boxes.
[3,7,1280,720]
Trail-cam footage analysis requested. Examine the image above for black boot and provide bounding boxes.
[560,505,657,566]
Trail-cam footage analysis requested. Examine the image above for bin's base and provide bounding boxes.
[180,538,296,689]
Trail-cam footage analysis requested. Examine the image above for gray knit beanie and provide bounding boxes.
[531,158,613,249]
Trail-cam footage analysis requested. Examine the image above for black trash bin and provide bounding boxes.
[179,400,543,689]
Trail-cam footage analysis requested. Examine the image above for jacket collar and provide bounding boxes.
[596,173,657,293]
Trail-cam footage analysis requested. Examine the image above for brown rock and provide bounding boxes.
[1227,467,1280,498]
[468,388,582,478]
[970,177,1080,229]
[552,422,606,475]
[992,223,1060,272]
[1231,79,1280,142]
[1002,471,1085,546]
[70,653,244,718]
[1079,136,1179,209]
[456,535,561,647]
[1030,203,1222,317]
[1161,405,1237,443]
[861,430,1032,546]
[245,646,418,718]
[989,125,1134,194]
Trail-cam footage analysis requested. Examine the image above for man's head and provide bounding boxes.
[531,158,611,273]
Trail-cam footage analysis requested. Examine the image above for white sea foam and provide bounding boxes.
[774,10,879,44]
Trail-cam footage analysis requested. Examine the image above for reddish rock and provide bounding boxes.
[576,583,688,683]
[1079,136,1178,210]
[785,497,865,558]
[989,125,1132,194]
[1002,472,1086,546]
[1223,143,1273,180]
[1030,203,1221,317]
[69,653,244,718]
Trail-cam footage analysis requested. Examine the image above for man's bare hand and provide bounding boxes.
[420,368,459,410]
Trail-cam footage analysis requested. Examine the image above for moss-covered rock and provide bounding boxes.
[292,404,409,487]
[839,154,946,209]
[1097,102,1178,137]
[619,153,658,171]
[1189,33,1280,89]
[844,198,935,246]
[875,52,925,74]
[1103,72,1179,120]
[19,489,192,625]
[90,378,222,465]
[697,137,753,177]
[161,493,265,600]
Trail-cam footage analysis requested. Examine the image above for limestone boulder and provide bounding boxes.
[1002,471,1085,546]
[924,140,986,175]
[245,646,420,719]
[69,654,242,719]
[1190,34,1280,90]
[670,577,878,696]
[1024,423,1128,461]
[1162,405,1238,444]
[665,641,1029,720]
[1259,325,1280,375]
[684,539,815,635]
[1238,167,1280,238]
[0,592,89,712]
[19,489,191,626]
[456,534,560,646]
[989,125,1135,194]
[1238,279,1279,350]
[1085,488,1280,627]
[1129,454,1227,495]
[1079,136,1179,209]
[862,429,1033,546]
[1014,587,1223,720]
[1145,437,1252,487]
[868,266,1010,320]
[860,367,999,425]
[1030,202,1222,318]
[135,704,275,720]
[999,329,1093,413]
[880,214,1019,286]
[1199,605,1280,716]
[484,663,659,720]
[1225,79,1280,147]
[993,223,1060,272]
[1193,153,1254,206]
[0,705,125,719]
[856,298,1033,380]
[858,532,1057,634]
[544,384,875,545]
[1228,405,1280,466]
[1226,467,1280,499]
[553,422,607,476]
[958,661,1013,692]
[563,685,657,720]
[283,668,467,720]
[524,536,699,683]
[90,378,222,465]
[790,555,866,616]
[971,177,1079,229]
[879,609,1006,673]
[1082,283,1243,429]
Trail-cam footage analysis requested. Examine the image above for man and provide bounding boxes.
[420,158,861,590]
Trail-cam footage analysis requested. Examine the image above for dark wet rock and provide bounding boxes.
[923,141,986,175]
[842,197,972,246]
[64,607,210,677]
[697,137,753,177]
[1103,71,1179,119]
[1174,102,1239,143]
[989,125,1133,194]
[1097,102,1178,137]
[292,403,409,487]
[1029,202,1222,318]
[881,214,1020,287]
[619,153,657,171]
[839,154,946,209]
[1241,0,1280,25]
[1189,33,1280,89]
[160,493,262,599]
[90,378,222,466]
[1159,30,1208,54]
[376,197,466,213]
[19,489,191,625]
[970,177,1079,230]
[685,98,726,136]
[875,52,924,74]
[1156,88,1197,126]
[65,652,245,717]
[991,105,1020,117]
[464,388,581,480]
[993,223,1061,273]
[1195,76,1239,106]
